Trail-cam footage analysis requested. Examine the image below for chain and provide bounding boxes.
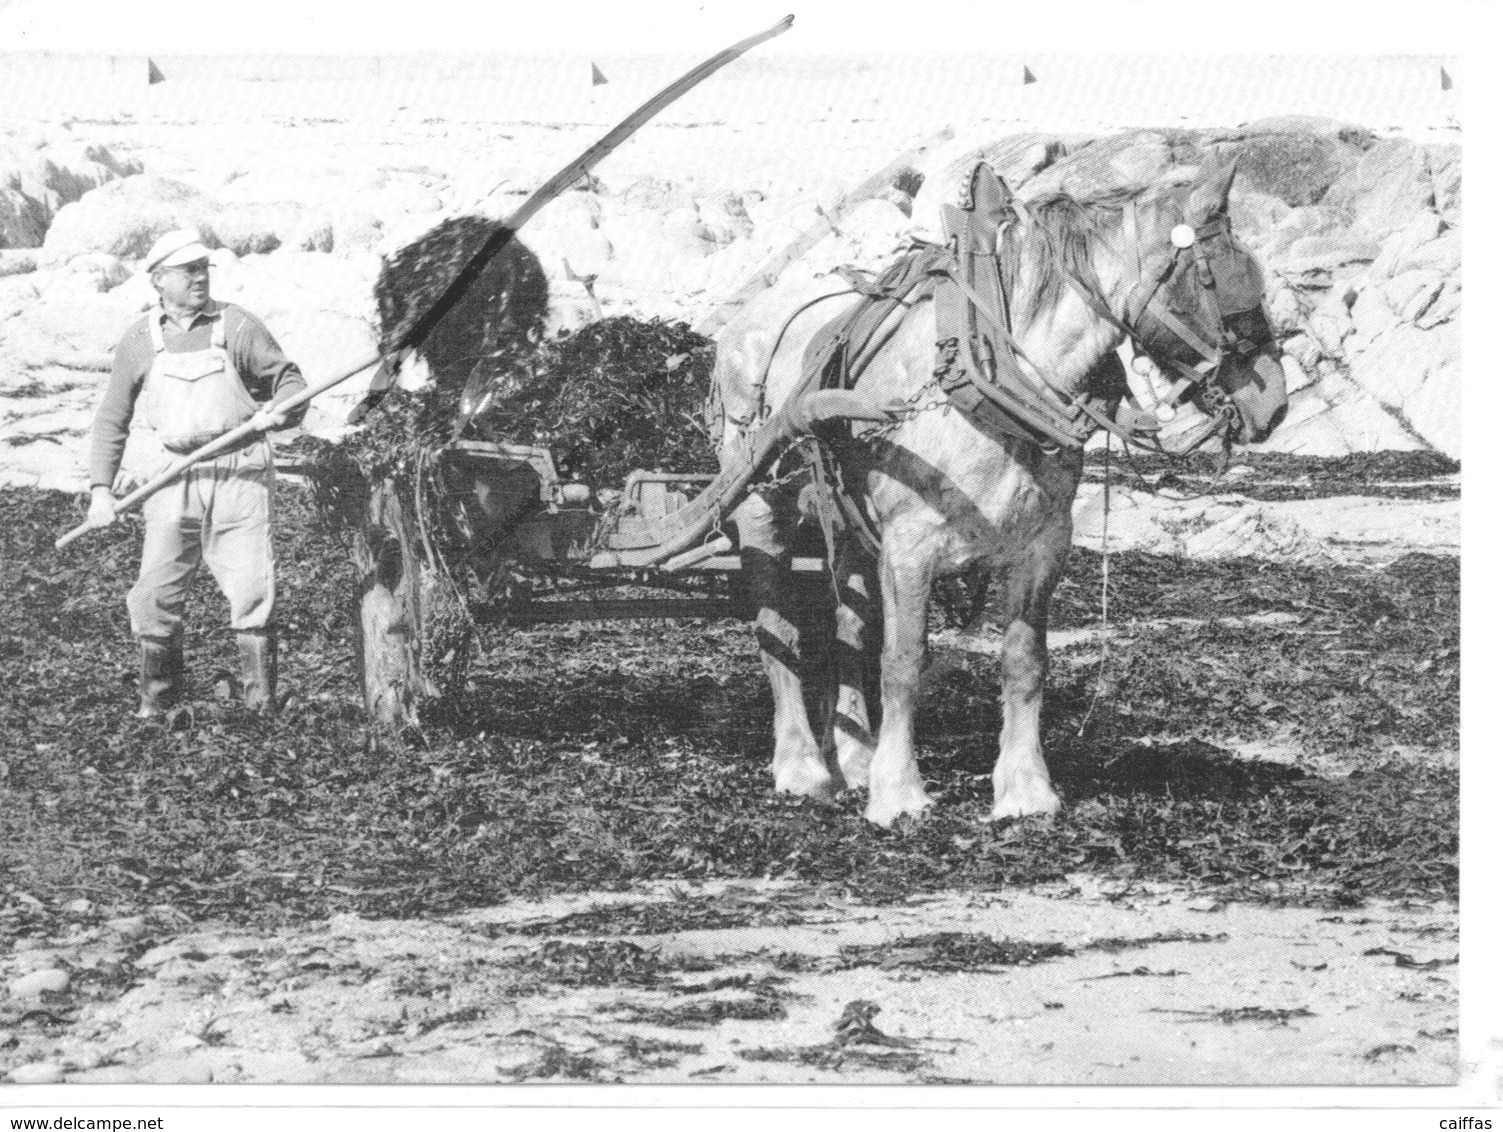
[857,372,952,444]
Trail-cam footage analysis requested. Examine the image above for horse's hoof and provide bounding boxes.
[774,765,836,802]
[989,786,1062,822]
[864,788,934,828]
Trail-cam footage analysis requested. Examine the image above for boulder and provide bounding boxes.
[1251,375,1421,457]
[264,308,381,437]
[619,176,695,213]
[211,251,376,327]
[1425,143,1461,226]
[1280,234,1381,277]
[1370,211,1445,278]
[1345,322,1460,455]
[696,190,755,247]
[1414,279,1460,330]
[549,190,605,230]
[1,184,47,248]
[701,238,767,305]
[7,1062,66,1085]
[1279,331,1322,374]
[1023,131,1173,201]
[526,193,614,281]
[1071,485,1182,557]
[1325,139,1435,239]
[1183,506,1332,563]
[1304,294,1355,356]
[1394,229,1460,278]
[1209,128,1370,207]
[8,287,145,370]
[1348,282,1394,345]
[8,966,71,998]
[1232,115,1377,146]
[0,272,41,312]
[40,175,221,268]
[330,210,386,256]
[658,207,716,259]
[45,252,131,295]
[1380,269,1446,324]
[1390,350,1461,456]
[1263,278,1310,335]
[555,225,615,284]
[350,172,445,225]
[1262,204,1347,260]
[213,200,334,256]
[217,167,360,210]
[1227,188,1292,252]
[0,247,37,277]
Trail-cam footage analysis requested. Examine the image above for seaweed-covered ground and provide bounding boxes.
[1081,449,1461,503]
[0,464,1459,1084]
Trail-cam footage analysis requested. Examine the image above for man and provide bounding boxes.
[86,228,307,717]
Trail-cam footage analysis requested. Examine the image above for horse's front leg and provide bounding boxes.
[831,536,879,789]
[990,546,1069,820]
[734,492,835,800]
[864,534,936,826]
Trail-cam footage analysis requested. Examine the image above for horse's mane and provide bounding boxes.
[1001,183,1176,325]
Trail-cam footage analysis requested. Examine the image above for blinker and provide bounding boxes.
[1170,224,1196,249]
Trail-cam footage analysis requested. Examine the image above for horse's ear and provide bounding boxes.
[1187,157,1238,224]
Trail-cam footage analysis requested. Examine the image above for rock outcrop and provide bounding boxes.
[0,126,142,250]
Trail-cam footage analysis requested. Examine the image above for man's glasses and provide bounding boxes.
[162,261,211,278]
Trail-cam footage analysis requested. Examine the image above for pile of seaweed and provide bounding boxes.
[462,315,719,485]
[328,316,719,494]
[344,211,723,492]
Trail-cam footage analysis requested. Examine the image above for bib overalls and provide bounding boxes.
[127,307,278,714]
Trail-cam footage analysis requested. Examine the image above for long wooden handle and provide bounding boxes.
[54,350,382,550]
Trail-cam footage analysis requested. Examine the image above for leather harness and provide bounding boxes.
[767,160,1271,557]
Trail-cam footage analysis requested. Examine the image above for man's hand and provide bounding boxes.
[249,406,289,434]
[87,486,117,530]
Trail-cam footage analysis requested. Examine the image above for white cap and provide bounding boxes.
[144,228,211,273]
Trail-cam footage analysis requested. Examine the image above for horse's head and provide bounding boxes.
[1124,161,1288,445]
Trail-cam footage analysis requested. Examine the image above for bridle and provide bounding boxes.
[1028,190,1277,452]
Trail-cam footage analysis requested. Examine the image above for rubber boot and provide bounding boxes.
[237,628,277,715]
[138,635,183,718]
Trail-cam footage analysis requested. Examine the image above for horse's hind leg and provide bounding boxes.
[864,530,936,826]
[990,540,1069,820]
[831,537,879,789]
[734,492,835,800]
